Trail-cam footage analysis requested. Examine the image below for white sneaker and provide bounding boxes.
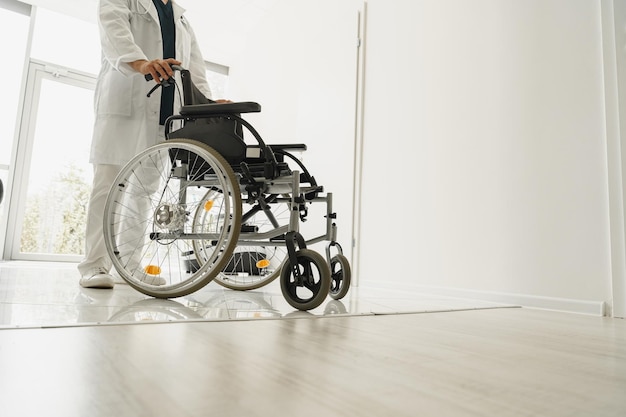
[80,267,115,289]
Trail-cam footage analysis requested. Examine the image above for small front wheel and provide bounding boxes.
[329,254,351,300]
[280,249,330,311]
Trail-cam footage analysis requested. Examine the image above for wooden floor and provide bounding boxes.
[0,307,624,417]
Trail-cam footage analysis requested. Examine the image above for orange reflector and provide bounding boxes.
[256,259,271,269]
[144,265,161,275]
[204,200,214,211]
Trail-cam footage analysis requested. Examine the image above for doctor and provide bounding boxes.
[78,0,215,288]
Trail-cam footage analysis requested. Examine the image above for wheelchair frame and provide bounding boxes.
[103,66,350,311]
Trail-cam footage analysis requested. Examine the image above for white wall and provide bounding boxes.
[359,0,614,314]
[215,0,362,262]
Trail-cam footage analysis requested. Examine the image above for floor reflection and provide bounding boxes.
[0,261,511,328]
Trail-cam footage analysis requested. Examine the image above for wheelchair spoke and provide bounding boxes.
[104,139,241,298]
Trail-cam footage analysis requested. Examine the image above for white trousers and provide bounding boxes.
[77,164,122,277]
[78,128,165,277]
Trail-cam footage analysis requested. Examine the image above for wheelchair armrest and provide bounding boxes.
[180,101,261,116]
[269,144,308,152]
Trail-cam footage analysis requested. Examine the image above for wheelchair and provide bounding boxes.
[102,66,351,311]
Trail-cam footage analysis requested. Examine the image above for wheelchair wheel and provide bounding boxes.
[103,139,242,298]
[194,194,291,290]
[280,249,330,311]
[329,254,351,300]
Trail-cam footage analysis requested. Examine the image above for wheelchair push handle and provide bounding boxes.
[144,65,218,105]
[143,64,184,82]
[144,64,185,98]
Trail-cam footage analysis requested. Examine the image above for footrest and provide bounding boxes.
[302,185,324,194]
[270,234,286,242]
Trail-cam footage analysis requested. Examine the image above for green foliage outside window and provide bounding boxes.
[20,164,90,255]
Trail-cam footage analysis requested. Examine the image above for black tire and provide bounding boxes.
[280,249,331,311]
[329,254,351,300]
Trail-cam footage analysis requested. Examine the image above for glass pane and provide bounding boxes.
[0,8,30,166]
[19,77,94,256]
[206,69,229,100]
[30,8,100,75]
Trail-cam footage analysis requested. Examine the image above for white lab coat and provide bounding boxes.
[91,0,212,165]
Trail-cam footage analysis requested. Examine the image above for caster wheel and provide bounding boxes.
[280,249,330,311]
[329,254,351,300]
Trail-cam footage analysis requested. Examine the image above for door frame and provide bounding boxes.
[603,0,626,318]
[3,59,95,262]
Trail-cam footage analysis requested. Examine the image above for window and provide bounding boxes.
[0,4,30,167]
[0,1,31,258]
[30,7,100,75]
[9,63,95,261]
[206,60,230,99]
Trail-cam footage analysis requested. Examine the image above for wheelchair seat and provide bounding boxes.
[170,100,307,171]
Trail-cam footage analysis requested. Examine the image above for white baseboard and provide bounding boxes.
[359,281,607,317]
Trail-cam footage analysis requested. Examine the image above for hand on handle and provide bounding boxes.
[130,58,182,83]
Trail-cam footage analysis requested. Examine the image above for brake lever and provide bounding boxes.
[146,83,161,97]
[146,77,175,97]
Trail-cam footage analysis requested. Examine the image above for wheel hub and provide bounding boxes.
[155,204,187,231]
